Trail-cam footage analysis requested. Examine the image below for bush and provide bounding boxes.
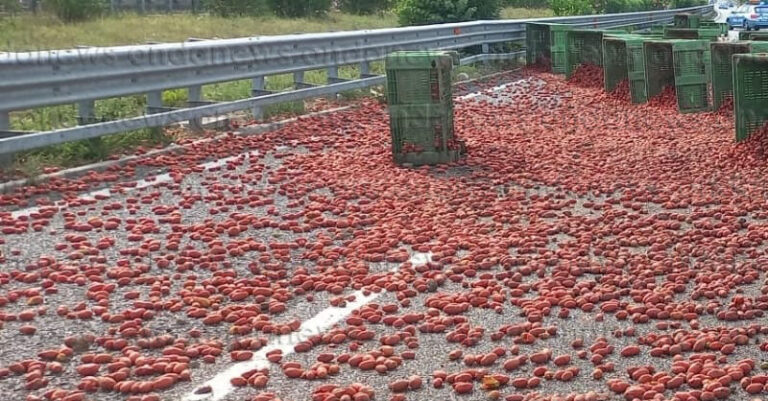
[397,0,502,26]
[339,0,390,14]
[603,0,625,12]
[0,0,21,14]
[671,0,705,7]
[44,0,105,21]
[203,0,268,16]
[504,0,549,8]
[550,0,593,15]
[267,0,331,17]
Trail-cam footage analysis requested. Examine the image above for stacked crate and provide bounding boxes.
[526,22,573,73]
[663,27,721,41]
[564,29,626,79]
[700,21,728,36]
[711,41,768,110]
[603,35,652,103]
[644,39,712,113]
[739,31,768,41]
[733,53,768,141]
[650,25,667,35]
[385,51,465,166]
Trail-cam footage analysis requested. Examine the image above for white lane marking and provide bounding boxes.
[9,154,249,219]
[7,81,517,221]
[456,79,526,101]
[185,251,433,401]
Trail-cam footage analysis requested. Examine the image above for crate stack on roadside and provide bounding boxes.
[385,51,466,166]
[523,12,768,142]
[733,54,768,141]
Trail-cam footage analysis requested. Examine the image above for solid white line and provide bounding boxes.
[184,252,433,401]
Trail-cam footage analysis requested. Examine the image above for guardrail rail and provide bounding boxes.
[0,5,711,161]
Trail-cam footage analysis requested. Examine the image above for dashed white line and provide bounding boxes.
[184,251,433,401]
[9,154,249,219]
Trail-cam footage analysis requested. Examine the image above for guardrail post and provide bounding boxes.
[188,85,203,131]
[0,112,11,168]
[360,61,371,77]
[147,91,163,113]
[0,112,9,132]
[481,43,490,65]
[328,66,339,81]
[78,100,107,157]
[77,100,95,126]
[327,66,341,97]
[251,76,266,120]
[145,91,167,142]
[293,71,306,89]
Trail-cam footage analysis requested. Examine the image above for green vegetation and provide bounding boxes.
[338,0,391,15]
[551,0,594,15]
[0,12,399,51]
[267,0,332,17]
[550,0,707,15]
[43,0,106,22]
[500,7,554,18]
[0,0,21,14]
[202,0,268,17]
[396,0,502,25]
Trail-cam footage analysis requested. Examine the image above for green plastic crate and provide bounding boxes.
[602,34,648,103]
[739,31,750,41]
[650,25,667,35]
[603,36,630,93]
[389,104,461,165]
[700,21,728,36]
[733,53,768,142]
[565,29,625,78]
[627,38,649,103]
[711,41,768,110]
[385,51,458,106]
[663,27,720,41]
[526,22,573,73]
[672,40,712,113]
[644,39,711,113]
[674,13,701,29]
[738,31,768,41]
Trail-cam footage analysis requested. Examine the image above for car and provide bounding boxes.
[719,2,730,8]
[745,4,768,30]
[727,4,750,28]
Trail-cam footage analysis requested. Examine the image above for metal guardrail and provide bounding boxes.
[0,5,711,157]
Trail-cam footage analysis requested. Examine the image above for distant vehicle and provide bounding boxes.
[745,4,768,29]
[719,2,730,8]
[727,4,752,29]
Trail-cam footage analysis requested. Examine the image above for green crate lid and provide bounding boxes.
[671,39,709,51]
[386,51,459,70]
[749,42,768,52]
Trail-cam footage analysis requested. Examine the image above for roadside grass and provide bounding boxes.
[3,7,534,176]
[500,7,555,19]
[0,11,399,51]
[0,7,551,51]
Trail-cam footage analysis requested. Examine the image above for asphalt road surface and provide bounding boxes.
[2,52,768,401]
